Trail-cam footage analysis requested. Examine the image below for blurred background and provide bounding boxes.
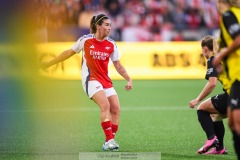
[34,0,220,42]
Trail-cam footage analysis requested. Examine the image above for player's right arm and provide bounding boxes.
[40,49,76,69]
[189,77,217,108]
[189,56,218,108]
[40,35,87,70]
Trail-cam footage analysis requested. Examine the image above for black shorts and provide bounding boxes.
[230,80,240,110]
[211,92,229,114]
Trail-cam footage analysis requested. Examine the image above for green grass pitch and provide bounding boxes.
[0,79,236,160]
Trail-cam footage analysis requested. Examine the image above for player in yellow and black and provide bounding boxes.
[189,36,230,155]
[213,0,240,159]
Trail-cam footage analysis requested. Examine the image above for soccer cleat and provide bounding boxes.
[102,139,119,151]
[112,139,119,148]
[197,136,219,154]
[111,139,120,151]
[205,147,227,155]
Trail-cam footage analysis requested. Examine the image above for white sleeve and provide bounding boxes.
[71,36,86,53]
[110,42,120,61]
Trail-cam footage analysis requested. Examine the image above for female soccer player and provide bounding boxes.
[40,14,132,151]
[213,0,240,159]
[189,36,230,154]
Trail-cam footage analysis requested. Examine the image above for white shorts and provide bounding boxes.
[82,80,117,98]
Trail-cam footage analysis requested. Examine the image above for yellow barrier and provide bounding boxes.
[37,42,206,80]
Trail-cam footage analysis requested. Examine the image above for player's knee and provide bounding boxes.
[100,102,110,113]
[111,105,120,115]
[197,103,207,111]
[197,100,213,112]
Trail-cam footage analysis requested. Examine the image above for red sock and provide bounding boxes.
[112,124,118,138]
[101,121,113,142]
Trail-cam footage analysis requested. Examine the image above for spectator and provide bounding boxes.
[37,0,220,42]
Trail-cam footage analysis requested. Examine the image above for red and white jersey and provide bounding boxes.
[71,34,120,88]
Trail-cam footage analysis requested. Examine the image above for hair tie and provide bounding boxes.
[94,16,107,26]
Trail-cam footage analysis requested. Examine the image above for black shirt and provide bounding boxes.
[205,56,218,80]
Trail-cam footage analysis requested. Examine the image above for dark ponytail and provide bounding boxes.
[90,14,109,34]
[90,16,96,34]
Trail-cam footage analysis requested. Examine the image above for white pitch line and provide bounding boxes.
[0,106,190,113]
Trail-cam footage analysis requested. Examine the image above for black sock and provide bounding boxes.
[232,131,240,160]
[197,110,215,140]
[213,121,225,150]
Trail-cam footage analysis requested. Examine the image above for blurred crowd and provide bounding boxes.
[34,0,220,42]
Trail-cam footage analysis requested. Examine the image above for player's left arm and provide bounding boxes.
[113,60,132,91]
